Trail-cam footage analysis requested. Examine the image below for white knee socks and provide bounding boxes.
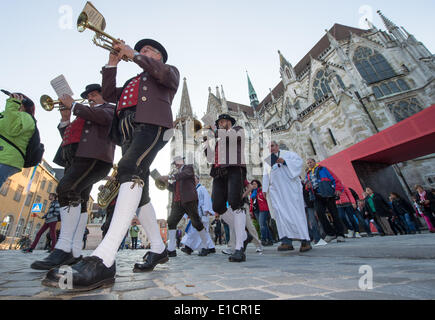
[233,209,247,251]
[92,182,142,268]
[137,203,165,254]
[55,205,82,253]
[72,212,88,258]
[167,229,177,252]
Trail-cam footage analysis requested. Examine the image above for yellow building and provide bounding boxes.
[0,160,60,250]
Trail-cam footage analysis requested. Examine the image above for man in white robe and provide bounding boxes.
[263,141,312,253]
[181,176,216,256]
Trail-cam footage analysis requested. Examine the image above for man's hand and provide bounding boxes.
[159,176,169,183]
[108,51,122,66]
[115,40,136,61]
[59,94,74,109]
[276,158,285,164]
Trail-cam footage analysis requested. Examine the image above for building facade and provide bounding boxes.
[168,11,434,217]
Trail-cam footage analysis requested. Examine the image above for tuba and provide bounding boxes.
[97,165,120,209]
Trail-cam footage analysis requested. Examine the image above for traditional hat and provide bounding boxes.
[134,39,168,63]
[215,114,236,127]
[80,84,102,99]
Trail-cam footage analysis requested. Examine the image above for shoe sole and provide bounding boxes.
[133,256,169,273]
[42,277,115,292]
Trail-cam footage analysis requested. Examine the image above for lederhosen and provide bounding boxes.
[209,128,247,215]
[112,74,169,208]
[54,115,113,211]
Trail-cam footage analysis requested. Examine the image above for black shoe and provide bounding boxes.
[22,248,33,253]
[42,256,116,292]
[208,248,216,254]
[180,246,193,255]
[229,249,246,262]
[243,232,253,252]
[134,250,169,272]
[31,249,77,270]
[198,248,209,256]
[168,250,177,257]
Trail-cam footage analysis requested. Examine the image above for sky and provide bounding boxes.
[1,0,434,220]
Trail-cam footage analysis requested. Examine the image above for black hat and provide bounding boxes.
[134,39,168,63]
[81,84,102,99]
[215,114,236,127]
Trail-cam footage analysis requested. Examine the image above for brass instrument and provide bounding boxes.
[151,168,177,191]
[77,2,131,61]
[40,95,86,112]
[97,165,120,209]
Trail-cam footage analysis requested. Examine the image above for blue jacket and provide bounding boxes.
[306,166,342,198]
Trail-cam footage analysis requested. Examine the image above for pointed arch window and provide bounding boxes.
[309,139,317,156]
[313,69,332,102]
[387,98,423,122]
[353,47,396,84]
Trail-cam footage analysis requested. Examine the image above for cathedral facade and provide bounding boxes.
[168,11,435,217]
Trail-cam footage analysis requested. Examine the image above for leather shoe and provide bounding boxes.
[277,244,294,251]
[299,241,312,253]
[198,248,209,256]
[168,250,177,257]
[181,246,193,255]
[208,248,216,254]
[243,232,253,252]
[229,249,246,262]
[42,256,116,292]
[134,249,169,272]
[31,249,77,270]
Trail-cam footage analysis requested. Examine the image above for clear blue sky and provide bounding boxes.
[1,0,434,219]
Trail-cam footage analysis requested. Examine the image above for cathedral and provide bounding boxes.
[168,11,435,216]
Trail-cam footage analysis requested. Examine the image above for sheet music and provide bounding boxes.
[201,113,216,129]
[82,1,106,30]
[150,169,162,181]
[50,75,74,98]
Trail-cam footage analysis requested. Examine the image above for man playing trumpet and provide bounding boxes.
[35,84,115,275]
[43,38,180,291]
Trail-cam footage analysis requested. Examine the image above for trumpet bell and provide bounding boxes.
[40,95,54,111]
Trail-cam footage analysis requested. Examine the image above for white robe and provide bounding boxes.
[181,185,215,250]
[263,150,310,241]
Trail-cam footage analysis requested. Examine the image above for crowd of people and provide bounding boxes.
[1,33,434,293]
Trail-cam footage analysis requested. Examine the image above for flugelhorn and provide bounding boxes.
[40,95,86,111]
[77,2,131,61]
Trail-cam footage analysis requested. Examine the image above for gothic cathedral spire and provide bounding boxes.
[178,77,193,119]
[247,71,259,109]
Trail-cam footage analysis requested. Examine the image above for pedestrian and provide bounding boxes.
[0,93,36,188]
[83,227,89,250]
[176,227,182,249]
[364,188,395,235]
[305,158,346,243]
[336,185,362,238]
[129,221,139,250]
[389,192,417,234]
[263,142,312,253]
[211,215,223,245]
[415,185,435,228]
[248,180,274,246]
[302,181,327,246]
[412,195,435,232]
[23,193,60,253]
[355,200,375,236]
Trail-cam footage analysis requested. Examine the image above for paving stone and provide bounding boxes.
[121,288,172,300]
[372,281,435,300]
[217,278,269,289]
[175,282,225,295]
[264,284,332,296]
[324,290,417,300]
[167,296,201,300]
[112,280,156,291]
[1,280,43,288]
[71,294,119,300]
[205,289,279,300]
[0,287,45,297]
[0,273,44,281]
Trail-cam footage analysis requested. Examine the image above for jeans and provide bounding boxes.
[254,211,274,242]
[337,206,360,233]
[305,207,321,243]
[400,214,416,233]
[0,164,20,188]
[354,211,372,234]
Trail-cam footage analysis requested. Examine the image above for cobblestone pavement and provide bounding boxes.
[0,233,434,300]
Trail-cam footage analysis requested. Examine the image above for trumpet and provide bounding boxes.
[151,168,177,191]
[40,95,86,111]
[77,3,131,62]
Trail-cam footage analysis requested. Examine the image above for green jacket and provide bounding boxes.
[130,225,139,237]
[0,98,35,169]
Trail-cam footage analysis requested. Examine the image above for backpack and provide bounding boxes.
[0,116,45,168]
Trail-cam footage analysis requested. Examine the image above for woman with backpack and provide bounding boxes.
[0,93,36,187]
